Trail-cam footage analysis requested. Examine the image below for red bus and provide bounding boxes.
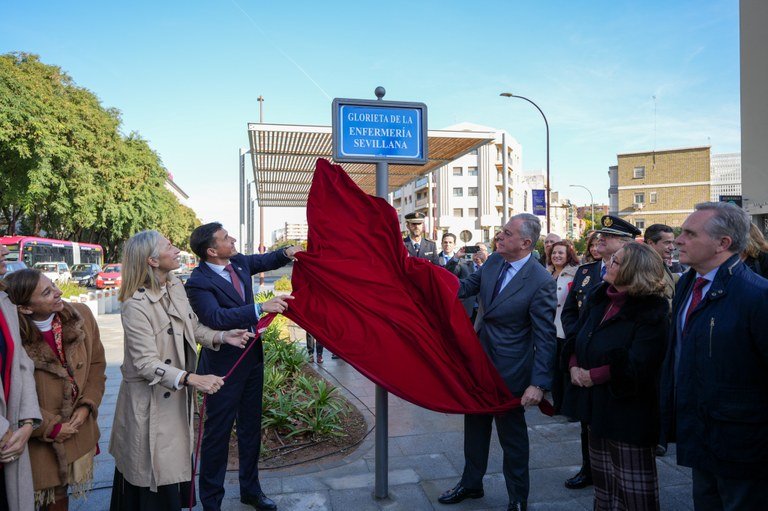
[0,236,104,267]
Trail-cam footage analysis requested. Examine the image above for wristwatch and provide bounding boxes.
[18,419,39,430]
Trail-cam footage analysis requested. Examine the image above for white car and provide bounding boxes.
[33,261,71,284]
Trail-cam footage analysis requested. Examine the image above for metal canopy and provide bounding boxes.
[247,123,495,207]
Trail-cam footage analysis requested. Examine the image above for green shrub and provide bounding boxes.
[256,313,349,446]
[273,275,292,291]
[58,281,87,299]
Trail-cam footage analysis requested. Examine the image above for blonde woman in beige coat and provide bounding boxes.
[109,231,253,511]
[0,245,42,511]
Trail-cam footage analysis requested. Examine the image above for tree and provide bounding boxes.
[0,52,200,261]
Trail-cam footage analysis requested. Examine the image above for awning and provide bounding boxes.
[247,123,495,207]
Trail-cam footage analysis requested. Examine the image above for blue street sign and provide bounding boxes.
[719,195,742,207]
[532,189,547,216]
[332,98,428,164]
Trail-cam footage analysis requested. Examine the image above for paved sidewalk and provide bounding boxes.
[76,313,694,510]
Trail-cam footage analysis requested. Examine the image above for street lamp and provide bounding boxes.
[500,92,550,233]
[569,184,595,230]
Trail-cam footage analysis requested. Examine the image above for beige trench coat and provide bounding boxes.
[0,292,42,511]
[109,274,220,491]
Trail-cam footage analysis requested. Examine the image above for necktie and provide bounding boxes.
[225,263,245,301]
[413,243,420,255]
[600,264,607,280]
[491,263,513,301]
[683,277,708,329]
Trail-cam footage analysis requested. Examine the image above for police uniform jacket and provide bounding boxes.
[404,237,439,265]
[109,273,222,491]
[560,260,603,339]
[659,255,768,479]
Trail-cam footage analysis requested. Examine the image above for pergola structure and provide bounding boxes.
[246,123,496,206]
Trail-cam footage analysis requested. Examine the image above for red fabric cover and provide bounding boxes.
[282,159,525,414]
[0,309,15,403]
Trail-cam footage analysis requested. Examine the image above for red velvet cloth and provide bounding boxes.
[0,309,15,403]
[282,159,525,414]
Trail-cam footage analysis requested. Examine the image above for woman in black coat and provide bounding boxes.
[564,242,669,511]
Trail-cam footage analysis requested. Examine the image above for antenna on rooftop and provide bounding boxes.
[652,95,657,169]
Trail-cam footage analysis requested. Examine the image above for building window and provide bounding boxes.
[635,219,646,230]
[633,166,645,179]
[468,208,478,217]
[453,208,463,217]
[634,193,645,204]
[452,167,463,176]
[650,192,657,204]
[453,187,463,197]
[468,187,478,197]
[468,166,478,176]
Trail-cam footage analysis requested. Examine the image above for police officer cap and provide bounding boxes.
[404,212,426,224]
[596,215,641,238]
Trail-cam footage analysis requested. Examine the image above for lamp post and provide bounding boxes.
[500,92,550,233]
[569,184,595,231]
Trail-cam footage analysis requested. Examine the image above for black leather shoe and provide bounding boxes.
[564,469,593,489]
[507,502,528,511]
[654,444,667,457]
[437,483,484,504]
[240,492,277,510]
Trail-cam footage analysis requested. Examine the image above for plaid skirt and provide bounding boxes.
[588,430,659,511]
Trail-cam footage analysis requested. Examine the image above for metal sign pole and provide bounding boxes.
[373,86,389,500]
[330,85,427,500]
[374,159,389,499]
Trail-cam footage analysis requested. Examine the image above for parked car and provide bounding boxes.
[33,261,71,284]
[70,263,102,287]
[1,260,27,278]
[96,263,122,289]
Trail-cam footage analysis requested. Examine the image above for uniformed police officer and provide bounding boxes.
[560,215,640,490]
[403,212,439,265]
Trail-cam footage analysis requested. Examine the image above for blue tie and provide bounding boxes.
[600,264,607,280]
[491,263,513,301]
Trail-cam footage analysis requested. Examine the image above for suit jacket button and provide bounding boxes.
[163,392,171,398]
[164,359,171,364]
[167,328,174,335]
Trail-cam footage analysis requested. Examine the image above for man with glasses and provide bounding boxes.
[560,215,640,490]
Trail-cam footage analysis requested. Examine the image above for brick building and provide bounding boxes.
[609,146,711,229]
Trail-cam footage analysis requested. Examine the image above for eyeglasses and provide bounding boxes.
[609,255,622,267]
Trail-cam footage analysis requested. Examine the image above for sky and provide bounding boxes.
[1,0,741,242]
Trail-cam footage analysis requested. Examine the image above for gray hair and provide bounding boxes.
[694,202,751,253]
[511,213,542,246]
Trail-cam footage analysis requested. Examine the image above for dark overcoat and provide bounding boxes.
[563,284,668,447]
[659,254,768,479]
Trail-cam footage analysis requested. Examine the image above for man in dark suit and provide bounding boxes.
[403,212,439,264]
[660,202,768,510]
[560,215,639,490]
[438,213,557,511]
[185,223,300,511]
